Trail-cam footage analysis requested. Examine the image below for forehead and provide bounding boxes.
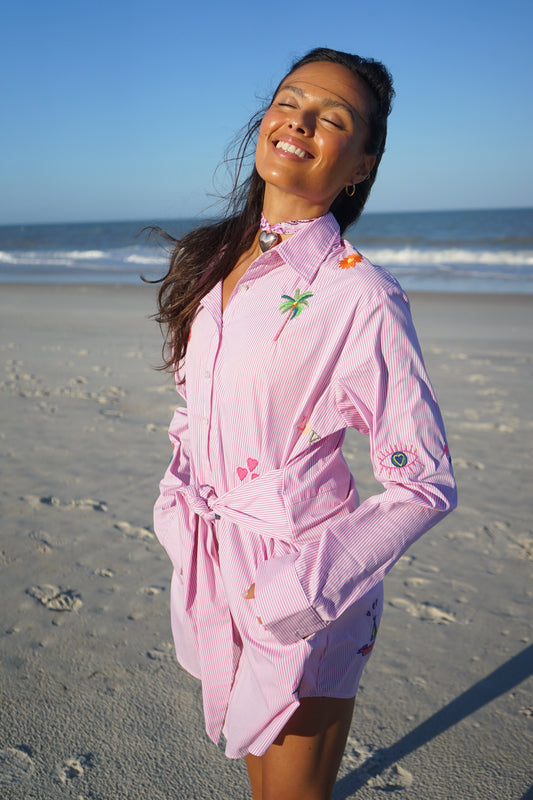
[278,61,371,112]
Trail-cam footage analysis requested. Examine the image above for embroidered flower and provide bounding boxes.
[339,252,363,269]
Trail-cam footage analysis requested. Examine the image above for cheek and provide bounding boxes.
[258,117,269,138]
[330,141,362,178]
[255,126,271,170]
[258,107,278,136]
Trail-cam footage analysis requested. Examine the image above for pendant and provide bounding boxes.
[259,231,280,252]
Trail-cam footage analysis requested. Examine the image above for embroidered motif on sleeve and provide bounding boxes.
[377,444,421,479]
[296,415,321,443]
[358,597,379,656]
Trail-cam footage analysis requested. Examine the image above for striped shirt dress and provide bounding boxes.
[153,212,457,758]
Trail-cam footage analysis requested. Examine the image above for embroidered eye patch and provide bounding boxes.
[377,445,421,478]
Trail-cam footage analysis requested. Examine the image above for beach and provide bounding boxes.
[0,283,531,799]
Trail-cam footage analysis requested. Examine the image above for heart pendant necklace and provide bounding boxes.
[259,231,279,252]
[259,213,317,252]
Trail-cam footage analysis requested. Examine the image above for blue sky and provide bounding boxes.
[2,0,532,224]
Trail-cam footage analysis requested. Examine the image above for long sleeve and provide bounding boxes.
[254,289,457,645]
[153,390,194,576]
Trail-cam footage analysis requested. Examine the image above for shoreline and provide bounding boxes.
[1,285,531,798]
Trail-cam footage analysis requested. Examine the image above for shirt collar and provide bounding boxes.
[200,211,342,318]
[274,212,341,282]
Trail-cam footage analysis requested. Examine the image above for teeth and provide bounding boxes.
[276,141,308,159]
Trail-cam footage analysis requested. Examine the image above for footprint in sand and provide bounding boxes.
[94,567,114,577]
[0,748,35,787]
[21,495,108,512]
[100,408,123,417]
[27,585,83,612]
[55,756,88,785]
[147,642,174,661]
[114,521,154,540]
[452,457,485,470]
[402,577,431,590]
[507,532,533,561]
[140,585,166,596]
[341,737,414,790]
[28,530,53,553]
[388,597,456,624]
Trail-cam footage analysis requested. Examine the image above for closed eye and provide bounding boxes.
[321,117,343,129]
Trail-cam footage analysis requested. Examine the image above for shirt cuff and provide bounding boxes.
[254,552,327,646]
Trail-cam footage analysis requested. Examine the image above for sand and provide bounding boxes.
[0,284,531,800]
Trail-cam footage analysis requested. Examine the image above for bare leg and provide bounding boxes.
[245,696,354,800]
[245,752,263,800]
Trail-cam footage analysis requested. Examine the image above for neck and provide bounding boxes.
[261,186,330,226]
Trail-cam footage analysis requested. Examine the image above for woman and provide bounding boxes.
[152,47,456,799]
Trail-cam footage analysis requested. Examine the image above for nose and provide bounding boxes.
[288,108,314,135]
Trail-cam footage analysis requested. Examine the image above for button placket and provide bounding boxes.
[202,326,223,473]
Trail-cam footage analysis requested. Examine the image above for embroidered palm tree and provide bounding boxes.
[274,289,314,341]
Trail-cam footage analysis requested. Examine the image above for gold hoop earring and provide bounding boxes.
[345,184,356,197]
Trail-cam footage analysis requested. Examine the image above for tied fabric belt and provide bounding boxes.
[178,467,289,535]
[174,467,290,744]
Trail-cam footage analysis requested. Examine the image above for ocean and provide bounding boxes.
[1,208,532,294]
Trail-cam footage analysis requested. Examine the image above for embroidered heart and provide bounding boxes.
[247,458,258,472]
[391,451,408,468]
[251,473,259,479]
[237,467,248,481]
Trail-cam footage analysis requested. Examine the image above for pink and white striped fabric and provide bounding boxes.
[154,212,456,758]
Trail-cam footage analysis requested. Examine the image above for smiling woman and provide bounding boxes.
[255,62,376,220]
[148,48,456,800]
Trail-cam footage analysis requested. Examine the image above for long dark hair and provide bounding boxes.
[151,47,394,374]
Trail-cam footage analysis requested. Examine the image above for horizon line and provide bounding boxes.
[2,205,532,229]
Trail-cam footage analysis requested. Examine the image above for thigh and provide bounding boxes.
[251,696,355,800]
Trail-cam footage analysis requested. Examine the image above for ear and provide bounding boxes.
[350,154,376,185]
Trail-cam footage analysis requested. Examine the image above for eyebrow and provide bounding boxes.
[276,83,369,125]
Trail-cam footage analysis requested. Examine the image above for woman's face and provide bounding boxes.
[255,61,376,216]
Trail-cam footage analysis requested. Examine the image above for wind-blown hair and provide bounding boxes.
[150,47,394,374]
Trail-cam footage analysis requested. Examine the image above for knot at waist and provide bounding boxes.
[177,470,288,536]
[179,483,219,522]
[176,448,355,541]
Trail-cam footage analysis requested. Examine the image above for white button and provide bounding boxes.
[204,369,210,378]
[203,417,209,426]
[239,284,248,293]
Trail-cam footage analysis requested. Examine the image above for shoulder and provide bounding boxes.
[318,237,409,310]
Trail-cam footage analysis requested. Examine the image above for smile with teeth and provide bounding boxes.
[275,140,311,159]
